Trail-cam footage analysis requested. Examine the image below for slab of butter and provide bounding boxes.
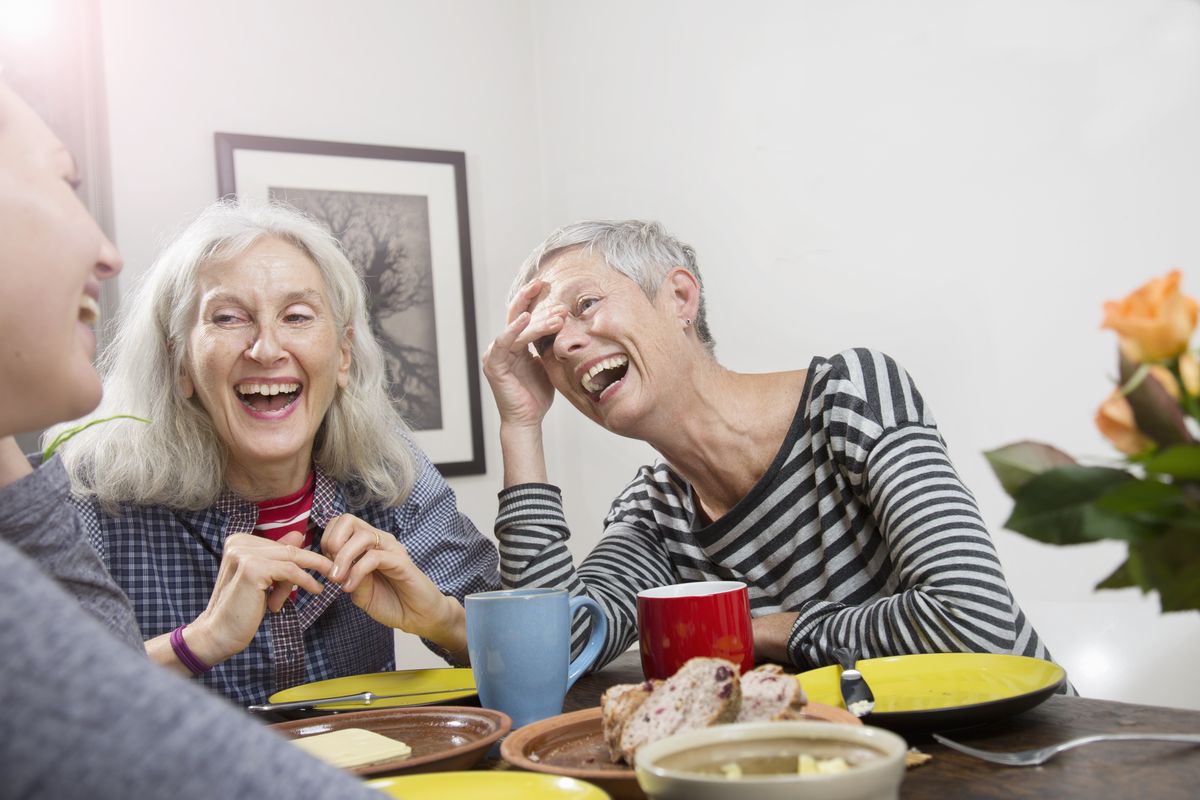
[290,727,413,769]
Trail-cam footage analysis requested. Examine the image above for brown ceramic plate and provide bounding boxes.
[271,705,510,777]
[500,702,858,800]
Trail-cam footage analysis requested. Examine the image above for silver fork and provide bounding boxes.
[932,732,1200,767]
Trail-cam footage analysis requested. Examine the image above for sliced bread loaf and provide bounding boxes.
[735,663,808,722]
[617,657,741,765]
[599,680,656,762]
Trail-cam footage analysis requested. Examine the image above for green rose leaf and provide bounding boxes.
[1140,445,1200,481]
[1005,466,1151,544]
[1096,558,1135,589]
[1092,479,1184,520]
[984,441,1077,497]
[1109,527,1200,612]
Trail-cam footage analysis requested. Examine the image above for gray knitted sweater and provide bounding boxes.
[0,457,381,799]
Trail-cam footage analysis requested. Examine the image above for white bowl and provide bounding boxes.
[634,721,908,800]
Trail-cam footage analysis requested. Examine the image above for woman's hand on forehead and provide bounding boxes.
[511,279,550,321]
[529,278,553,307]
[482,278,559,431]
[503,280,562,354]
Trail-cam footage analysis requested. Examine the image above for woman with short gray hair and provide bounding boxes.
[511,219,717,355]
[484,218,1061,677]
[55,199,498,705]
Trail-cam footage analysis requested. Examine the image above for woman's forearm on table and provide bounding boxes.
[752,611,801,663]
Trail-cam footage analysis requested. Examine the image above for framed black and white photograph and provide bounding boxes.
[215,133,484,476]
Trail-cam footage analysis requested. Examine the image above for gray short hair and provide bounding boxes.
[511,220,715,354]
[51,199,416,511]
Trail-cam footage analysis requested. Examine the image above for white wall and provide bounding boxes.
[530,0,1200,709]
[98,0,1200,705]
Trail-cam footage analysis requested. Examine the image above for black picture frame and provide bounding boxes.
[215,133,485,476]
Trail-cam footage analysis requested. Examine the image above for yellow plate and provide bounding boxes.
[366,771,610,799]
[797,653,1066,730]
[267,668,476,716]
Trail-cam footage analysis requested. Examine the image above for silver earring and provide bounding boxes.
[684,318,692,327]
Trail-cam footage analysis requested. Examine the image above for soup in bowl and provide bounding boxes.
[634,720,907,800]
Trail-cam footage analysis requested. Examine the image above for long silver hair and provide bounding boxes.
[511,219,715,354]
[50,199,417,511]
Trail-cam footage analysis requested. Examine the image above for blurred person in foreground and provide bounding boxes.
[0,75,385,798]
[53,199,498,705]
[483,220,1064,678]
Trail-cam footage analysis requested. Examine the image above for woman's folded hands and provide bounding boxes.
[184,530,331,666]
[322,513,467,657]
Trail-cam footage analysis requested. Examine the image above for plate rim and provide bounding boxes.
[501,706,635,782]
[500,699,863,780]
[270,704,510,777]
[365,770,610,799]
[265,666,478,709]
[797,652,1067,725]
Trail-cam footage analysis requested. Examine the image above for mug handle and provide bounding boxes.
[565,595,608,689]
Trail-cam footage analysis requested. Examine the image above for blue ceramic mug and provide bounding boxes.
[465,587,607,728]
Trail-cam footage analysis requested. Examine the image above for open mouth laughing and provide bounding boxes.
[579,354,629,402]
[79,281,101,326]
[79,294,99,325]
[235,381,302,413]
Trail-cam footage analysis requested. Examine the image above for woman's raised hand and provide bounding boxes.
[321,514,467,656]
[183,531,332,667]
[482,280,563,429]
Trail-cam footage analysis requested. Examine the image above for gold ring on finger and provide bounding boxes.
[374,531,383,550]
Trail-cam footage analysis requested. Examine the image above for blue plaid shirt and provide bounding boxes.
[77,452,499,706]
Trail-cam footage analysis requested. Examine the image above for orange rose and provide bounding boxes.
[1095,391,1152,455]
[1101,270,1198,362]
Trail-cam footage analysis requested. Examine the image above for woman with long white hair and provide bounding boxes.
[55,199,498,705]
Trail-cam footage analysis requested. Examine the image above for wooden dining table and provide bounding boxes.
[561,650,1200,799]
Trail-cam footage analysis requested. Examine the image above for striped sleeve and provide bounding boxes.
[495,482,677,672]
[788,349,1027,665]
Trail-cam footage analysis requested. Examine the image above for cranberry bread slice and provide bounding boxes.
[735,663,808,722]
[599,680,656,763]
[617,657,742,765]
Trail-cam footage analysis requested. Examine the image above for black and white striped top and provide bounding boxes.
[496,348,1055,674]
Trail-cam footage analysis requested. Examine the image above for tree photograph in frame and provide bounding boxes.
[215,134,484,476]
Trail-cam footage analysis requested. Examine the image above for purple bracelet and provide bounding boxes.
[170,624,212,676]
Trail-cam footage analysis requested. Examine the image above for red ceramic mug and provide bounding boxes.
[636,580,754,680]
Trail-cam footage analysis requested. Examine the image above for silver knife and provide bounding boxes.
[831,646,876,717]
[248,687,475,713]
